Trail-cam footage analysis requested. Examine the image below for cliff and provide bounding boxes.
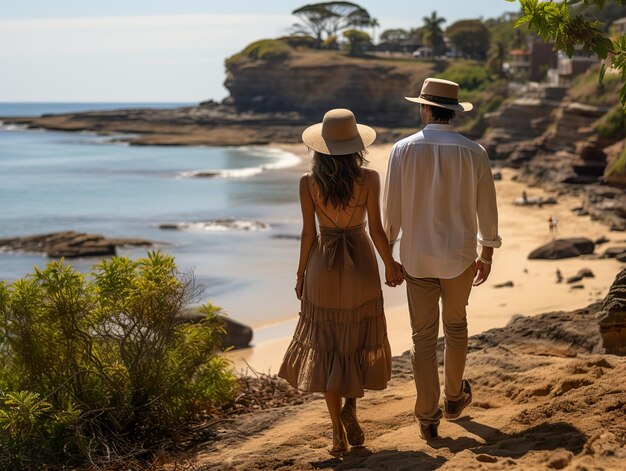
[225,51,435,127]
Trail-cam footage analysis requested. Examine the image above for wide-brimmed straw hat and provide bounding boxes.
[405,78,473,112]
[302,108,376,155]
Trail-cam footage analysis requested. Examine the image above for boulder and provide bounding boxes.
[603,247,626,259]
[0,231,154,258]
[577,268,595,279]
[618,253,626,263]
[177,308,253,350]
[494,281,514,288]
[528,238,595,260]
[566,275,583,284]
[598,268,626,355]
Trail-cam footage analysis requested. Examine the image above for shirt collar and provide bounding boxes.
[423,123,455,132]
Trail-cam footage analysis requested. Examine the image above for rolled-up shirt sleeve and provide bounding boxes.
[383,144,402,244]
[476,151,502,248]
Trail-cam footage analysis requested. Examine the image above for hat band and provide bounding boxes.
[420,93,459,105]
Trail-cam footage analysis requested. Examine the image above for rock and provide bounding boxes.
[0,231,154,258]
[571,284,585,289]
[595,236,610,245]
[492,171,502,181]
[545,449,573,469]
[177,308,253,350]
[577,268,595,279]
[528,238,595,260]
[618,252,626,263]
[476,454,498,463]
[599,268,626,355]
[567,275,583,284]
[494,281,514,288]
[603,247,626,258]
[514,196,557,206]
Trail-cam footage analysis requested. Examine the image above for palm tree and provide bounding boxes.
[422,11,446,57]
[369,18,380,44]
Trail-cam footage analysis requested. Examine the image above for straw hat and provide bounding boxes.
[405,78,473,112]
[302,108,376,155]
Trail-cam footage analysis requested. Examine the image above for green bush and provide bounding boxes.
[0,252,236,469]
[279,35,316,50]
[595,104,626,139]
[605,145,626,180]
[342,29,372,56]
[438,61,492,92]
[225,39,294,72]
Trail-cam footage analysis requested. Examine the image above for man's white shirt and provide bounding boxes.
[383,123,502,279]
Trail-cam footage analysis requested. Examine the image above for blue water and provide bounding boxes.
[0,102,194,117]
[0,103,303,327]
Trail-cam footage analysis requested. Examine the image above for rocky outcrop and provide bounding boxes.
[225,52,434,127]
[481,84,567,163]
[177,308,253,349]
[0,231,153,258]
[599,268,626,355]
[528,238,595,260]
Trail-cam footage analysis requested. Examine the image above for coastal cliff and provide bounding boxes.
[225,51,434,127]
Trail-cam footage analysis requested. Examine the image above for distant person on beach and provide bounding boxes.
[549,215,559,235]
[522,190,528,204]
[383,78,502,440]
[279,109,403,455]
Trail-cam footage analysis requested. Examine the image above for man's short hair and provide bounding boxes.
[430,106,456,122]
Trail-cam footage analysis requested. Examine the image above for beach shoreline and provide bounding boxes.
[227,142,625,373]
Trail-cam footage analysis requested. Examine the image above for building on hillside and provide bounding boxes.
[412,46,433,59]
[508,41,558,82]
[613,17,626,34]
[556,45,600,84]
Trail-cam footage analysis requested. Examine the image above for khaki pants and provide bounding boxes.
[404,263,475,425]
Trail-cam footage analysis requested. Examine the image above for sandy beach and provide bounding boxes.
[226,142,625,374]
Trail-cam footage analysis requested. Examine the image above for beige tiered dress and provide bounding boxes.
[279,176,392,398]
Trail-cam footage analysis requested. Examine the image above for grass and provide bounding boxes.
[568,66,623,106]
[605,145,626,180]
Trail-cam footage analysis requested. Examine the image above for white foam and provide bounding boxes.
[160,219,270,232]
[178,146,301,179]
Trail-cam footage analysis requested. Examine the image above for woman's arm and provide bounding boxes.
[365,170,403,287]
[295,174,317,299]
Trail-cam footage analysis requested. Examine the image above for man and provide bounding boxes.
[383,78,501,440]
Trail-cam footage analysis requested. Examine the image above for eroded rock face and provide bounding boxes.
[599,269,626,355]
[177,308,253,349]
[0,231,153,258]
[225,53,434,127]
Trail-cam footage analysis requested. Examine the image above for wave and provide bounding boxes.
[0,121,30,131]
[178,146,301,179]
[159,218,270,232]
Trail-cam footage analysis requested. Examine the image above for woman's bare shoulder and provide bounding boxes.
[361,168,380,186]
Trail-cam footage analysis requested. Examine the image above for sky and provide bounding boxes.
[0,1,518,102]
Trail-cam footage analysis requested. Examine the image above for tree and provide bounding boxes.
[291,2,372,49]
[343,29,372,56]
[446,20,491,59]
[508,0,626,105]
[487,40,508,77]
[369,18,380,44]
[422,11,447,56]
[380,28,409,43]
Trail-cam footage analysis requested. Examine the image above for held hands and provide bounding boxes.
[385,260,404,288]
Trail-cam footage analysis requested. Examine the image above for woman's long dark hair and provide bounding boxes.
[311,151,368,209]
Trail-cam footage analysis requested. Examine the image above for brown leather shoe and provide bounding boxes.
[419,423,439,440]
[340,405,365,446]
[444,379,472,420]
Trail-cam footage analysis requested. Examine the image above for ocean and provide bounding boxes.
[0,102,304,328]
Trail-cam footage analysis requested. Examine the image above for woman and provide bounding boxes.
[278,108,403,455]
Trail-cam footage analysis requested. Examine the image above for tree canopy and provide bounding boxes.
[508,0,626,105]
[446,20,491,60]
[291,2,374,48]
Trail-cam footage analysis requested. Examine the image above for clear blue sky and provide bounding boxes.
[0,1,518,102]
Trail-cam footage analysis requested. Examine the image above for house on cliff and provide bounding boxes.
[508,41,557,82]
[613,17,626,34]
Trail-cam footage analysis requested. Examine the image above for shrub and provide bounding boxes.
[342,29,372,56]
[0,252,236,469]
[438,61,491,91]
[279,35,316,50]
[595,104,626,139]
[322,34,339,50]
[225,39,294,72]
[605,145,626,180]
